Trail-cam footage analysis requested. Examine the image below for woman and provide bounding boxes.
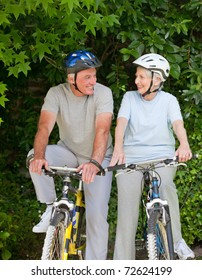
[110,53,194,260]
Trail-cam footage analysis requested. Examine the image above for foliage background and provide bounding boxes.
[0,0,201,259]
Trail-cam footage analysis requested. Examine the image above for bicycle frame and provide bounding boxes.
[144,169,168,221]
[62,180,85,260]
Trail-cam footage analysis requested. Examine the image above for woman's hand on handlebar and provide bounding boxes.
[175,145,192,163]
[109,148,125,166]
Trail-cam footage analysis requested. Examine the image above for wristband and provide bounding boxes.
[90,159,105,176]
[26,153,35,168]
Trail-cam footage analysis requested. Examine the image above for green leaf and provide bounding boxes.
[43,0,54,13]
[1,249,12,260]
[0,11,10,25]
[83,13,102,35]
[35,0,54,12]
[25,0,37,14]
[60,0,80,13]
[14,51,29,64]
[34,43,52,61]
[0,83,7,95]
[0,95,9,108]
[104,14,120,26]
[0,231,10,240]
[18,62,31,76]
[82,0,96,11]
[154,43,164,50]
[5,4,26,20]
[7,65,19,78]
[10,30,23,50]
[170,63,181,79]
[167,53,183,63]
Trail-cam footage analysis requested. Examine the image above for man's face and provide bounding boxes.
[74,68,97,96]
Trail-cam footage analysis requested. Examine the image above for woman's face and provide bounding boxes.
[134,67,152,95]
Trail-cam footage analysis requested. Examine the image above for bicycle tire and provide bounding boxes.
[147,208,174,260]
[41,211,67,260]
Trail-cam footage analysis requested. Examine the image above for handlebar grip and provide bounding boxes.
[42,168,55,176]
[192,153,199,159]
[174,153,199,161]
[106,164,126,172]
[169,153,199,164]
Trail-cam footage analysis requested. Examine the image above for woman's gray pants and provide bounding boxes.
[113,165,182,260]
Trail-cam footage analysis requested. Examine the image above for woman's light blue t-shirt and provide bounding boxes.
[117,90,183,163]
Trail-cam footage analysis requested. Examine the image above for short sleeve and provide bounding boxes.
[94,84,113,115]
[41,87,59,113]
[117,92,131,120]
[168,96,183,124]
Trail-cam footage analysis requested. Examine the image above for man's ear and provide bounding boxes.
[67,74,75,84]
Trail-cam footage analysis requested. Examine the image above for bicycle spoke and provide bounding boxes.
[41,212,66,260]
[147,210,173,260]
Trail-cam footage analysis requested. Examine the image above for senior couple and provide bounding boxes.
[27,50,194,260]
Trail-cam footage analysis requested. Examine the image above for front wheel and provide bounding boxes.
[41,211,67,260]
[147,208,175,260]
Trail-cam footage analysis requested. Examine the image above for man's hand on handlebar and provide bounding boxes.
[77,162,99,184]
[29,157,49,175]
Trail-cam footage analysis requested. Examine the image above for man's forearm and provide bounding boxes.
[91,130,109,163]
[33,130,49,159]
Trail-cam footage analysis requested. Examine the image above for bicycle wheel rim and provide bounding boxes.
[147,210,172,260]
[41,212,66,260]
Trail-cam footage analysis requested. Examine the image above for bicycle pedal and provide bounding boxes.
[78,250,84,260]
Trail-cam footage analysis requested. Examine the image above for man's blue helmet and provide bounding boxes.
[64,50,102,74]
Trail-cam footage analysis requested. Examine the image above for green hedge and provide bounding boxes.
[0,0,201,259]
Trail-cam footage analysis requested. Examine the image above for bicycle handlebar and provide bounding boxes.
[105,154,199,172]
[41,154,198,177]
[43,166,82,180]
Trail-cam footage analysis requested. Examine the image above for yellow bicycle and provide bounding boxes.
[41,166,85,260]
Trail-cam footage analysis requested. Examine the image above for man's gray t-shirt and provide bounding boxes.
[42,82,113,159]
[118,90,183,163]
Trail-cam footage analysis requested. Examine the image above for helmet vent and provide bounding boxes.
[133,53,170,81]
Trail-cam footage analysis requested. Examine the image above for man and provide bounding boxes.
[27,50,113,260]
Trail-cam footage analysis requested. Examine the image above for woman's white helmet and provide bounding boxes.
[133,53,170,81]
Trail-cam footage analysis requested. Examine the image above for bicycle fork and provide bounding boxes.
[145,171,168,225]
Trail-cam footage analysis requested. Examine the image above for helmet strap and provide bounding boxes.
[72,72,85,94]
[142,72,163,97]
[142,72,154,97]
